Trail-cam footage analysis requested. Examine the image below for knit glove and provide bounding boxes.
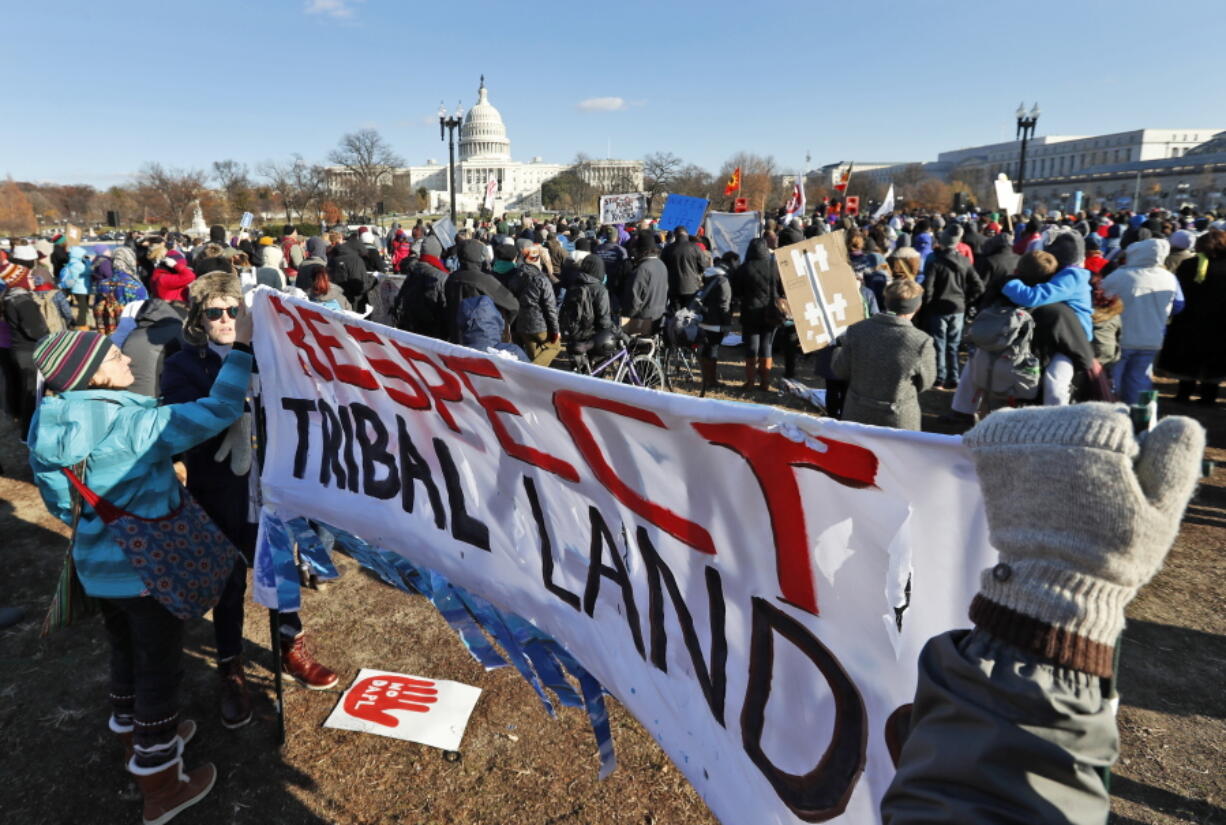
[213,412,253,477]
[964,402,1204,676]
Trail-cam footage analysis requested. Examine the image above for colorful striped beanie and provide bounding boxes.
[33,331,113,393]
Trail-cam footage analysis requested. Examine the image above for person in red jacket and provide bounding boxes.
[150,250,196,303]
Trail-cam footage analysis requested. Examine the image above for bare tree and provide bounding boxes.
[717,152,779,211]
[136,163,208,230]
[642,151,682,210]
[327,129,404,216]
[0,178,37,234]
[212,159,252,221]
[290,157,330,225]
[48,184,98,224]
[258,158,305,224]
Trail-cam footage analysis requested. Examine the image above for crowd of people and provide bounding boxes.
[0,200,1217,824]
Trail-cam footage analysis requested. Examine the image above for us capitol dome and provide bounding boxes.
[331,77,643,215]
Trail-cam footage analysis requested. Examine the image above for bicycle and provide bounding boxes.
[661,339,700,392]
[572,331,665,389]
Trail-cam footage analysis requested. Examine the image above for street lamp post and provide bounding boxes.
[439,100,464,223]
[1015,102,1040,197]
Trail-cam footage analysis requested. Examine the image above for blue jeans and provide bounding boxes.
[1112,349,1157,404]
[927,313,964,384]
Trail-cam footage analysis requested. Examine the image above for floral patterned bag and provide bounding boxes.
[60,469,239,620]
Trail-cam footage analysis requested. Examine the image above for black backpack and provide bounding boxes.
[559,282,596,342]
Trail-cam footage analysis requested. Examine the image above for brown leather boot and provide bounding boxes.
[742,358,757,390]
[218,657,253,730]
[698,358,717,397]
[113,717,197,764]
[758,358,774,391]
[131,757,216,825]
[281,633,339,690]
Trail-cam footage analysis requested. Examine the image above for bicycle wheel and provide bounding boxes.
[625,354,665,390]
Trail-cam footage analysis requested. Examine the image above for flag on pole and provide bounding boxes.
[483,175,498,211]
[834,162,853,192]
[723,167,741,197]
[784,175,806,218]
[872,184,895,220]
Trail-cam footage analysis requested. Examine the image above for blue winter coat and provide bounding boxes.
[1002,267,1094,341]
[28,349,253,597]
[58,246,92,296]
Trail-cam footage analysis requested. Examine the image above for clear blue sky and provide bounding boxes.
[6,0,1223,188]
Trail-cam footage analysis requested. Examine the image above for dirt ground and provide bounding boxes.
[0,361,1222,825]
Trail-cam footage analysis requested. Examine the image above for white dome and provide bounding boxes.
[460,79,511,161]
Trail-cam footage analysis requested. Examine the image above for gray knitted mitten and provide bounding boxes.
[963,402,1204,676]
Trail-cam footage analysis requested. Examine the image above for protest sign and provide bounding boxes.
[432,216,457,250]
[239,211,254,230]
[325,668,481,751]
[65,224,82,246]
[775,230,867,353]
[705,211,760,261]
[251,289,995,825]
[658,194,709,234]
[993,174,1022,214]
[599,193,646,226]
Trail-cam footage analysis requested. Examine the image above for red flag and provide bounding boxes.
[723,167,741,197]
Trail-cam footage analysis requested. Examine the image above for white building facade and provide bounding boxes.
[371,80,643,214]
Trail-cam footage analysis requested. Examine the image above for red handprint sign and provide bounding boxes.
[326,668,482,751]
[343,675,439,727]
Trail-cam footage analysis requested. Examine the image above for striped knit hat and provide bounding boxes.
[33,331,113,393]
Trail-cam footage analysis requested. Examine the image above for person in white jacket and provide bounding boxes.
[1100,237,1184,403]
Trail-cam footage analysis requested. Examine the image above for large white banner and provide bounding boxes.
[705,210,760,261]
[251,289,994,825]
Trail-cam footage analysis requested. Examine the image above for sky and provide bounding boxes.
[6,0,1224,189]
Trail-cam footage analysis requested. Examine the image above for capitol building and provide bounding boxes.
[345,79,643,214]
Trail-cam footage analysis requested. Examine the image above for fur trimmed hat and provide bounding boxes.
[183,272,242,346]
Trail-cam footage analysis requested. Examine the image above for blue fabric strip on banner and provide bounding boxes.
[285,518,341,581]
[254,510,301,612]
[310,518,618,775]
[551,645,618,779]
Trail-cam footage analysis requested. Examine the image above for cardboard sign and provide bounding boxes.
[775,230,867,353]
[993,174,1022,214]
[65,224,82,246]
[251,288,995,825]
[658,194,708,234]
[599,193,646,226]
[325,668,481,751]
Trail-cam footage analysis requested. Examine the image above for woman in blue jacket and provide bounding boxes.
[28,320,253,824]
[57,245,92,328]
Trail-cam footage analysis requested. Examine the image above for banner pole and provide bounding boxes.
[270,609,286,747]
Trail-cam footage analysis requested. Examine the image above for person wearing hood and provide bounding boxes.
[1100,238,1182,404]
[696,264,732,396]
[328,232,370,310]
[507,245,561,365]
[1,261,50,434]
[358,229,385,275]
[920,223,983,389]
[106,247,150,305]
[161,274,338,729]
[28,324,254,823]
[1002,231,1093,342]
[58,245,93,328]
[192,226,235,271]
[733,238,783,391]
[1158,228,1226,406]
[393,249,450,340]
[120,299,189,398]
[150,250,196,303]
[1164,230,1196,273]
[974,233,1019,301]
[295,237,329,292]
[443,239,519,344]
[660,226,704,308]
[621,231,668,336]
[559,254,613,369]
[254,245,287,290]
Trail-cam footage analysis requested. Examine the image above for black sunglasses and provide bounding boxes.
[203,306,240,321]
